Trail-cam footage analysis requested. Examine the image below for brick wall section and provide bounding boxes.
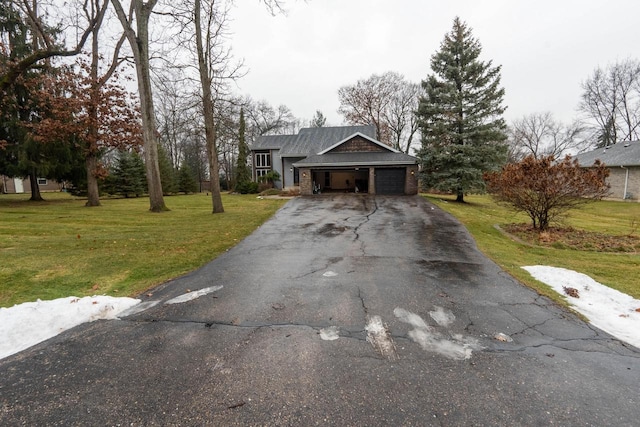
[607,166,640,200]
[330,136,385,153]
[299,168,313,195]
[405,165,418,195]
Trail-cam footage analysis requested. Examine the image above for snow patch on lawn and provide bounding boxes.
[523,266,640,348]
[0,296,140,360]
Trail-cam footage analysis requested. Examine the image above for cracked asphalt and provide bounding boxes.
[1,195,639,426]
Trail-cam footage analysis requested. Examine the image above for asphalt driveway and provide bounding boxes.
[1,195,638,426]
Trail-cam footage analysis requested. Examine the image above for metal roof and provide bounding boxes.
[574,140,640,167]
[250,125,376,156]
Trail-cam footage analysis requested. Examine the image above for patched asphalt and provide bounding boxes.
[1,195,638,426]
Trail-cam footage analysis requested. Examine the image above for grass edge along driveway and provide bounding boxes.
[2,192,638,310]
[424,194,640,305]
[0,193,287,307]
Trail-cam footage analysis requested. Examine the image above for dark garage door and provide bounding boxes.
[375,168,406,195]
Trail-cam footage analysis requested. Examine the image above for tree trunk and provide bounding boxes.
[28,170,43,201]
[85,155,101,206]
[84,0,104,208]
[111,0,167,212]
[456,189,464,203]
[194,0,223,214]
[136,2,166,212]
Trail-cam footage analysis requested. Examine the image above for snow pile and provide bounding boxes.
[0,296,140,360]
[523,266,640,348]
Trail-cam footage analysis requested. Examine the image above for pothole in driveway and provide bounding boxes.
[317,223,348,236]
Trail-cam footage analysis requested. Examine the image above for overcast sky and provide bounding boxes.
[227,0,640,128]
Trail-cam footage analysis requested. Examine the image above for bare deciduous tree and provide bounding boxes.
[338,71,420,153]
[579,59,640,146]
[243,98,297,140]
[0,0,106,94]
[385,80,421,154]
[111,0,167,212]
[507,112,589,162]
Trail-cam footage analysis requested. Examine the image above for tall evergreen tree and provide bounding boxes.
[110,150,147,198]
[417,17,507,202]
[157,143,178,195]
[310,110,326,127]
[234,108,251,188]
[178,163,198,194]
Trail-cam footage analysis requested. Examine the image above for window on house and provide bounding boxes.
[255,152,271,168]
[255,152,271,179]
[37,178,47,186]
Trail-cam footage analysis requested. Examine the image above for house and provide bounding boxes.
[250,125,418,195]
[573,140,640,201]
[1,176,63,194]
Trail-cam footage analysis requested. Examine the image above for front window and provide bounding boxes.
[255,152,271,168]
[255,152,271,179]
[37,178,47,186]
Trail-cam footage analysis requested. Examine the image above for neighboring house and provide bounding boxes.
[250,125,418,195]
[1,176,63,194]
[574,140,640,201]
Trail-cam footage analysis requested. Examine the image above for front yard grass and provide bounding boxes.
[0,192,287,307]
[424,194,640,303]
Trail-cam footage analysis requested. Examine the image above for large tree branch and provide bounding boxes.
[0,0,106,94]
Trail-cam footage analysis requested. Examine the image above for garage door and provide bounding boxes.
[375,168,406,195]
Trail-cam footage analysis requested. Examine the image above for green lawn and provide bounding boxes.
[0,193,287,307]
[3,191,637,309]
[424,194,640,303]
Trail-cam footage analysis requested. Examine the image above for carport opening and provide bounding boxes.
[312,169,369,193]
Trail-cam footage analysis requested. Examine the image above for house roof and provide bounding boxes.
[250,134,297,151]
[574,140,640,167]
[250,125,376,157]
[318,132,400,155]
[293,151,417,168]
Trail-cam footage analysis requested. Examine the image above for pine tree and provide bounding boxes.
[234,108,251,188]
[310,110,327,127]
[111,151,147,197]
[417,17,507,202]
[178,163,198,194]
[158,144,178,195]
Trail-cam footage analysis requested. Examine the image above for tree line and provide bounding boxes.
[1,3,633,221]
[1,0,297,212]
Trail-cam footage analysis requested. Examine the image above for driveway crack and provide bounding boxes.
[351,197,379,254]
[356,286,369,317]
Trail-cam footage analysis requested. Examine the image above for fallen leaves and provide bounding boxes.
[563,286,580,298]
[504,224,640,253]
